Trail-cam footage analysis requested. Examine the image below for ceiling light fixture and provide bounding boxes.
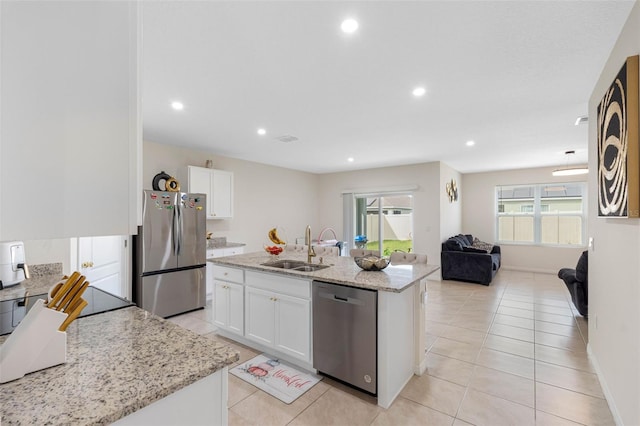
[347,157,355,162]
[466,140,475,147]
[412,87,426,97]
[341,18,359,34]
[552,150,589,176]
[257,128,266,135]
[171,101,184,111]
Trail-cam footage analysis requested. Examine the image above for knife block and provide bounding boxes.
[0,299,67,383]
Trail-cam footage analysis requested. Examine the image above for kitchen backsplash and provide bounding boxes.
[29,263,63,277]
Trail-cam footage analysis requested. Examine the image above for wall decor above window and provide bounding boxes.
[597,54,639,218]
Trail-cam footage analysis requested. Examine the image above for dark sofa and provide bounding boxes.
[558,250,588,317]
[441,234,501,285]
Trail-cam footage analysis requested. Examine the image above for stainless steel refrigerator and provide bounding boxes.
[133,190,206,318]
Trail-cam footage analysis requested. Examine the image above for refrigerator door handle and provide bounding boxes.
[176,202,183,256]
[172,204,179,257]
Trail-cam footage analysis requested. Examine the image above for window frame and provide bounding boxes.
[495,182,587,247]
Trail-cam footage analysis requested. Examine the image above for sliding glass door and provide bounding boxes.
[353,194,413,256]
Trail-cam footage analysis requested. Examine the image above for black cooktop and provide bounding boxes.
[0,286,134,335]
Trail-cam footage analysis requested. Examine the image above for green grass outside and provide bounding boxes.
[365,240,412,256]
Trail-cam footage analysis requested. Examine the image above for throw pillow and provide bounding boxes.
[453,235,470,247]
[472,237,494,253]
[444,238,463,251]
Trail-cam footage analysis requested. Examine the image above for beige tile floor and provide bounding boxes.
[168,270,614,426]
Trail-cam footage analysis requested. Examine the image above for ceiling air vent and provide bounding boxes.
[275,135,299,143]
[574,116,588,126]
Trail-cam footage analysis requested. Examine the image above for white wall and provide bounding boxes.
[462,166,587,273]
[23,239,71,273]
[317,162,441,265]
[143,140,321,252]
[588,2,640,425]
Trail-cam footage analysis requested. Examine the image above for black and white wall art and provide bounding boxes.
[597,55,639,218]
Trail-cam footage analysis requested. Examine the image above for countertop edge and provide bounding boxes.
[209,253,440,293]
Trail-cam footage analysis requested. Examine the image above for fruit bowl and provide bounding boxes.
[264,245,284,256]
[354,256,390,271]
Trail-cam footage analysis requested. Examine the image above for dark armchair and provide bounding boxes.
[558,250,588,317]
[441,234,501,285]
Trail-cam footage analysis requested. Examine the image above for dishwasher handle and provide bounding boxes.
[317,290,365,306]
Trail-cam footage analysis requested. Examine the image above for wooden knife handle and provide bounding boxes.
[59,299,88,332]
[62,281,89,313]
[48,272,81,309]
[57,278,88,312]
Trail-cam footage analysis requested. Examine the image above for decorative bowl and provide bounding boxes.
[354,256,390,271]
[264,245,284,256]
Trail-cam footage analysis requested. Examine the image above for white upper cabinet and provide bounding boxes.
[0,1,141,240]
[186,166,233,219]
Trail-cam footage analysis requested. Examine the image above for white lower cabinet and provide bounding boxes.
[211,266,312,363]
[213,281,244,334]
[244,271,312,363]
[206,247,244,299]
[245,286,311,362]
[211,265,245,335]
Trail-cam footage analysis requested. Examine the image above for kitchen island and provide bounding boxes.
[0,305,239,424]
[209,251,439,408]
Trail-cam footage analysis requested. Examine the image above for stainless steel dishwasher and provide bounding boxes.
[312,281,377,394]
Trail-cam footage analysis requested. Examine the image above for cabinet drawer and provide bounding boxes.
[245,271,310,299]
[212,265,244,284]
[224,247,244,256]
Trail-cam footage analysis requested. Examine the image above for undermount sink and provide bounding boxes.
[261,259,330,272]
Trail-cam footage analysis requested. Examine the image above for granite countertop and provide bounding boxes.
[0,306,239,425]
[0,272,63,303]
[207,241,246,249]
[210,251,440,292]
[206,236,245,250]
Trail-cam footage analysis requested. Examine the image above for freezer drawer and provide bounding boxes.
[138,267,205,318]
[312,281,377,394]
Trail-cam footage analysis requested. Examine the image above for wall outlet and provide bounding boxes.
[588,237,594,251]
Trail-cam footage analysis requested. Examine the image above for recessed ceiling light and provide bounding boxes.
[347,157,355,162]
[171,101,184,111]
[257,128,266,135]
[412,87,426,97]
[466,140,475,147]
[341,19,359,34]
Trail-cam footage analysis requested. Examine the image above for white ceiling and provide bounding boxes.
[142,1,635,175]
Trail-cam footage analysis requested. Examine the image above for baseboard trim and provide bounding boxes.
[414,356,428,375]
[586,343,624,426]
[501,266,557,274]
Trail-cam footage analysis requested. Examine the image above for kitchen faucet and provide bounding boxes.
[305,225,316,264]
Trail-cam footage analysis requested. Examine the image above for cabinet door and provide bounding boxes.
[227,282,244,335]
[188,166,215,219]
[245,286,275,347]
[212,170,233,218]
[212,281,229,328]
[0,2,140,239]
[212,281,243,334]
[206,263,214,300]
[274,294,311,362]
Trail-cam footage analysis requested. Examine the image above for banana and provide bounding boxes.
[268,228,286,245]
